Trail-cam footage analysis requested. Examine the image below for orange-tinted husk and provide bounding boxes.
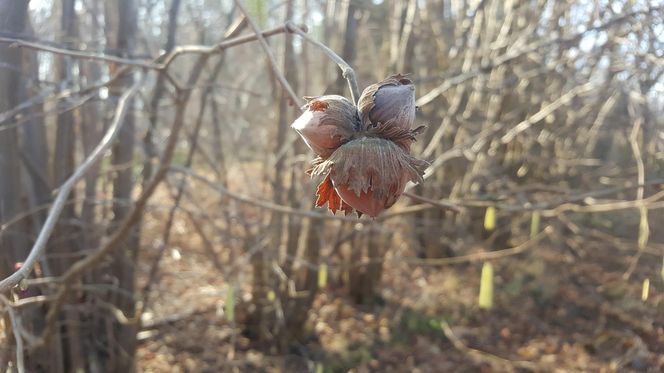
[309,135,429,217]
[333,168,410,218]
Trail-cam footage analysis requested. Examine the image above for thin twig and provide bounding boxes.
[282,225,554,271]
[159,22,308,69]
[402,191,463,213]
[416,5,663,107]
[440,320,541,372]
[0,23,308,73]
[0,295,26,373]
[500,83,595,144]
[39,52,212,344]
[0,66,131,128]
[0,76,142,293]
[623,93,649,280]
[0,36,154,68]
[233,0,302,107]
[545,190,664,217]
[138,62,212,315]
[285,21,360,105]
[351,226,553,268]
[170,166,361,222]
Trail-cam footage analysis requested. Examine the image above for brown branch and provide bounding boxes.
[159,22,308,70]
[416,5,663,107]
[281,226,554,271]
[0,36,154,68]
[170,166,361,222]
[0,295,26,373]
[285,21,360,105]
[388,178,664,219]
[0,66,131,128]
[0,77,142,292]
[0,18,308,292]
[545,190,664,217]
[37,61,209,345]
[0,23,307,72]
[233,0,302,107]
[440,320,541,372]
[623,94,649,280]
[402,191,463,213]
[381,226,552,267]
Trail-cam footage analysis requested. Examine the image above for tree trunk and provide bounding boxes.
[104,0,140,370]
[0,2,29,371]
[0,0,28,279]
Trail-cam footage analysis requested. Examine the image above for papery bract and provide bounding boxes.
[311,137,428,217]
[291,95,359,159]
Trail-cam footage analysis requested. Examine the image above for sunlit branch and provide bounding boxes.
[0,77,142,293]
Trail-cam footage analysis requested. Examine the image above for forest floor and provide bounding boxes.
[135,200,663,373]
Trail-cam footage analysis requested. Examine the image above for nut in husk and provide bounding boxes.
[291,95,360,159]
[311,137,429,217]
[358,74,416,132]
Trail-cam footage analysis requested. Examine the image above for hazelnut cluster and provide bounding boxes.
[292,74,429,217]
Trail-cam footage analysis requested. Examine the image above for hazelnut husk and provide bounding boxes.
[294,74,429,217]
[311,137,428,217]
[358,74,416,131]
[291,95,359,159]
[358,74,425,151]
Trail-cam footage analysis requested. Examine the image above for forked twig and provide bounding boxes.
[285,21,361,105]
[0,20,303,293]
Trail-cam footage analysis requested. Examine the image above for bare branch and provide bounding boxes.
[170,166,361,222]
[440,320,542,372]
[0,295,26,373]
[402,191,463,213]
[286,21,360,105]
[0,77,142,293]
[159,22,309,69]
[623,94,649,279]
[38,50,214,343]
[0,23,308,72]
[416,5,663,107]
[500,83,595,144]
[233,0,302,107]
[0,36,154,68]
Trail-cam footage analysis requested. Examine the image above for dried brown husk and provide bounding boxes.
[357,74,416,132]
[311,137,429,216]
[291,95,360,159]
[364,121,426,152]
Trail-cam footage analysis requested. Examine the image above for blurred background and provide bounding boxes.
[0,0,663,372]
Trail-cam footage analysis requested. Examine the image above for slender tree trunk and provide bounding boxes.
[0,0,28,278]
[0,2,65,371]
[104,0,139,370]
[80,0,104,251]
[144,0,182,184]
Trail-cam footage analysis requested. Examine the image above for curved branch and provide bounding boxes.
[233,0,302,107]
[0,77,142,293]
[285,21,360,105]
